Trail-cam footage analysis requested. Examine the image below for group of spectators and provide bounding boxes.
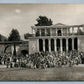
[26,50,82,69]
[0,50,84,69]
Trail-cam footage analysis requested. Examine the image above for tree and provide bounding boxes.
[0,34,7,41]
[8,29,20,56]
[8,29,20,41]
[24,33,33,39]
[35,16,53,26]
[0,34,2,41]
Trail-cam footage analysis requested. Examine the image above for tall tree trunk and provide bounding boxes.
[13,44,16,56]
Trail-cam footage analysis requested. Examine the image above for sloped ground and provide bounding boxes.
[0,65,84,81]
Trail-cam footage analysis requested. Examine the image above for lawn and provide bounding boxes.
[0,66,84,81]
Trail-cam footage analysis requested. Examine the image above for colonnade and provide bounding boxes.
[32,26,84,37]
[39,38,78,52]
[36,28,70,36]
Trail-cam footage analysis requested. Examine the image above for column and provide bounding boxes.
[68,27,70,36]
[37,39,39,52]
[54,39,57,52]
[45,28,46,36]
[77,27,79,35]
[72,27,74,35]
[61,28,63,36]
[33,29,35,36]
[43,39,45,52]
[66,38,68,52]
[50,28,52,36]
[32,28,34,37]
[31,26,34,35]
[39,29,41,36]
[60,39,62,52]
[67,27,68,36]
[78,38,80,51]
[32,28,33,35]
[56,28,57,36]
[72,38,74,50]
[49,39,51,52]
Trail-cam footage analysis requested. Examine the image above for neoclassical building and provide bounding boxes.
[29,23,84,54]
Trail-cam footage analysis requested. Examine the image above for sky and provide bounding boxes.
[1,0,84,3]
[0,4,84,39]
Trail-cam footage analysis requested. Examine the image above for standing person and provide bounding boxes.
[10,56,13,68]
[10,62,13,68]
[0,55,2,64]
[6,58,10,68]
[3,54,6,65]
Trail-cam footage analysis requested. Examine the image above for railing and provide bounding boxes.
[34,33,84,37]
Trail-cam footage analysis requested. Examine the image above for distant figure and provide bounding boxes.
[10,62,13,68]
[6,58,10,68]
[0,56,2,64]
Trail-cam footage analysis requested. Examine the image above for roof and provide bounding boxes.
[32,23,84,29]
[0,41,28,45]
[52,23,67,28]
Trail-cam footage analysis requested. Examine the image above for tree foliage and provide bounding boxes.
[35,16,53,26]
[8,29,20,56]
[0,34,7,41]
[0,34,2,41]
[24,33,33,39]
[8,29,20,41]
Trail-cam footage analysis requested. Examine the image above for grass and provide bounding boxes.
[0,66,84,81]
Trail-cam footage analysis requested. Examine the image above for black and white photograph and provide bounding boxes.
[0,4,84,81]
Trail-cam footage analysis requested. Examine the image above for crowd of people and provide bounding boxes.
[26,50,82,69]
[0,50,84,69]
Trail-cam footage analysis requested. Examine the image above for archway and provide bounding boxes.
[45,39,49,51]
[74,38,78,50]
[4,45,11,53]
[21,50,28,56]
[51,39,54,51]
[68,38,72,51]
[57,39,60,51]
[58,30,62,36]
[39,39,43,51]
[62,39,66,51]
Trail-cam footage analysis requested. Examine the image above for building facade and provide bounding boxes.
[29,23,84,54]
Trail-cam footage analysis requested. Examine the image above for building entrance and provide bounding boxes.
[82,58,84,64]
[51,39,54,51]
[68,38,72,51]
[57,39,60,51]
[58,30,62,36]
[74,38,78,50]
[45,39,49,51]
[39,39,43,51]
[62,39,66,51]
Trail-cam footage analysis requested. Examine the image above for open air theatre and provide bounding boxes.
[29,23,84,54]
[0,23,84,67]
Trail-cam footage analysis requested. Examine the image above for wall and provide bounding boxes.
[29,38,39,54]
[78,36,84,52]
[11,45,20,55]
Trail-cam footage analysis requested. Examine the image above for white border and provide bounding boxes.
[0,0,84,83]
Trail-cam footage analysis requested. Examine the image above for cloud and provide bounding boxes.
[1,4,84,40]
[15,9,21,14]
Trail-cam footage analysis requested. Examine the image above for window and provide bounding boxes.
[41,29,45,36]
[46,29,50,36]
[52,28,56,36]
[36,29,40,36]
[58,30,62,36]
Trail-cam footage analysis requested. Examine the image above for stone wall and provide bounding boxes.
[29,38,38,54]
[78,36,84,52]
